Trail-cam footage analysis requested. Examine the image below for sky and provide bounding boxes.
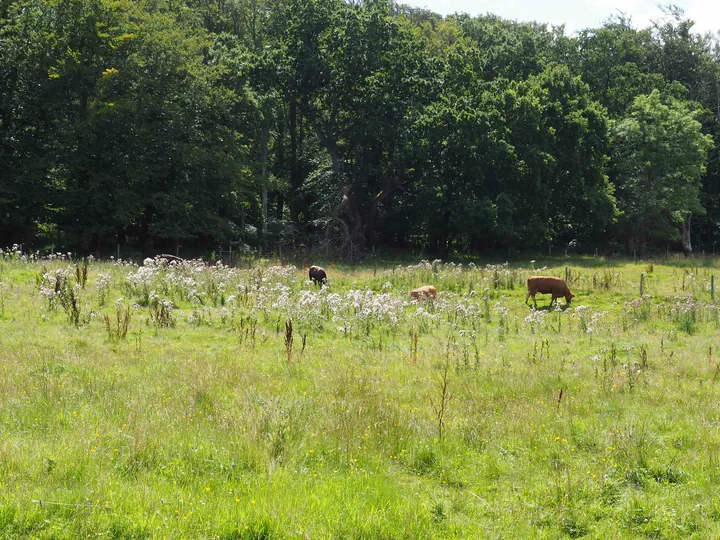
[402,0,720,36]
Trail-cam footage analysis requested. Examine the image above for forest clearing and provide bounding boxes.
[2,252,720,538]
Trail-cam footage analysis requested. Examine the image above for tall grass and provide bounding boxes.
[1,253,720,537]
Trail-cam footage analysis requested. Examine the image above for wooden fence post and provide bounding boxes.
[640,273,645,296]
[712,275,715,301]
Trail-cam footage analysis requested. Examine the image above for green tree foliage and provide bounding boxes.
[576,16,663,116]
[649,8,720,251]
[610,90,713,253]
[1,0,255,252]
[1,0,718,256]
[0,0,78,242]
[271,0,440,251]
[409,63,614,254]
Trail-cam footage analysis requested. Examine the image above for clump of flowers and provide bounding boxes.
[149,299,175,328]
[572,305,607,335]
[126,265,161,305]
[494,303,512,340]
[96,272,113,306]
[622,294,653,326]
[39,267,75,310]
[525,308,548,333]
[0,244,24,260]
[37,267,87,326]
[668,295,702,335]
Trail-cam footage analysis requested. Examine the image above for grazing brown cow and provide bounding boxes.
[410,285,438,300]
[309,265,327,286]
[525,276,574,308]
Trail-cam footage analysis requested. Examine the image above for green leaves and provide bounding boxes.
[407,60,614,252]
[1,0,719,256]
[610,90,713,249]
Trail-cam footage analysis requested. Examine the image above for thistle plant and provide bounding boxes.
[105,299,131,339]
[75,260,89,289]
[0,281,5,318]
[149,299,175,329]
[96,272,112,307]
[285,318,294,363]
[38,268,87,326]
[430,360,453,441]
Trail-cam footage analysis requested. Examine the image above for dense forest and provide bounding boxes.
[1,0,719,258]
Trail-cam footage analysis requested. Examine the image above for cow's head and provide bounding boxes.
[565,292,575,304]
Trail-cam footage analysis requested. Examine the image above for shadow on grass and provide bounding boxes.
[525,302,572,311]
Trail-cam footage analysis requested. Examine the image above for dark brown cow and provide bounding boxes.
[309,265,327,286]
[525,276,574,307]
[157,254,184,264]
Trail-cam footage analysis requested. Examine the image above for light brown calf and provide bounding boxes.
[410,285,438,300]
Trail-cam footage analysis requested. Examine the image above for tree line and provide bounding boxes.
[1,0,719,258]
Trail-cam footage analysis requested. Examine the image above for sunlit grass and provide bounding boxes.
[1,253,720,537]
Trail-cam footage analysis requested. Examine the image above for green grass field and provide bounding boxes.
[2,253,720,538]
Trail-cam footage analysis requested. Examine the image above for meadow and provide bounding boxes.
[1,248,720,538]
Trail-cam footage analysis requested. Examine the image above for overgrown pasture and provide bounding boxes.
[2,251,720,538]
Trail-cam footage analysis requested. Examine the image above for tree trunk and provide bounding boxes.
[116,226,127,246]
[275,110,286,223]
[303,103,365,250]
[681,214,693,254]
[260,117,270,240]
[140,205,154,258]
[89,233,102,256]
[276,194,283,221]
[626,234,634,257]
[289,97,300,223]
[431,231,449,257]
[364,169,412,246]
[341,187,364,246]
